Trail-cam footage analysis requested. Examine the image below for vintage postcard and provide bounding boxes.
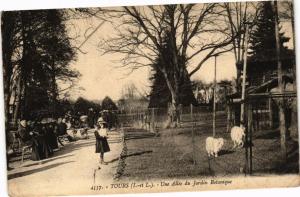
[1,0,299,196]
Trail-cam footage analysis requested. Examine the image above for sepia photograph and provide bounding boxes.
[1,0,299,196]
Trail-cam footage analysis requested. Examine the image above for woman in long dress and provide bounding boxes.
[94,117,110,165]
[31,121,53,161]
[45,121,59,150]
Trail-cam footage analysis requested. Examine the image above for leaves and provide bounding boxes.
[2,9,78,120]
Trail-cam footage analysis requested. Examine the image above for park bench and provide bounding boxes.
[7,130,32,164]
[57,134,72,145]
[21,144,32,163]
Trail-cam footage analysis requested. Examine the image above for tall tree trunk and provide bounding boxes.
[290,2,296,91]
[169,17,181,128]
[274,1,287,160]
[1,12,16,130]
[13,75,23,125]
[160,67,179,128]
[289,2,298,141]
[17,12,31,121]
[50,63,58,118]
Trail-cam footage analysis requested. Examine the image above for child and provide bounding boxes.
[94,117,110,165]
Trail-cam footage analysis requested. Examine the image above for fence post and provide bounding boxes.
[268,96,273,128]
[244,104,249,176]
[256,107,259,131]
[191,104,196,165]
[245,103,252,175]
[248,103,253,174]
[240,23,250,126]
[151,108,155,132]
[226,104,231,133]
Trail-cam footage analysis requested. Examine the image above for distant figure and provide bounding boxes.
[88,108,95,128]
[17,120,31,143]
[65,118,72,130]
[94,117,110,165]
[80,115,88,127]
[142,113,150,131]
[45,119,59,151]
[57,118,75,143]
[31,120,53,161]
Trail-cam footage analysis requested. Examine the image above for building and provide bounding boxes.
[226,48,297,139]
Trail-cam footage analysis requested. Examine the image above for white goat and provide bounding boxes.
[205,137,224,158]
[230,126,245,148]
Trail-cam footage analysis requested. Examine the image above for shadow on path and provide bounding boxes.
[218,150,235,156]
[105,150,153,165]
[122,150,153,159]
[22,154,75,168]
[8,161,75,180]
[255,130,280,139]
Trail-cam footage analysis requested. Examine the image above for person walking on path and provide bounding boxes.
[94,117,110,165]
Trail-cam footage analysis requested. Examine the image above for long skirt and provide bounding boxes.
[31,135,53,161]
[95,137,110,153]
[45,130,58,150]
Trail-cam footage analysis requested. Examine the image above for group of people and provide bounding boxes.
[7,109,113,170]
[17,115,112,166]
[63,110,112,165]
[16,117,74,161]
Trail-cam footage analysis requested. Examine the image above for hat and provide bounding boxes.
[48,118,56,123]
[97,117,106,123]
[41,118,48,124]
[20,120,27,128]
[80,115,88,121]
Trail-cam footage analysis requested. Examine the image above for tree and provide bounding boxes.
[148,66,172,108]
[274,0,288,161]
[102,96,118,111]
[247,1,292,159]
[148,33,196,108]
[121,83,140,100]
[223,2,260,92]
[1,10,78,123]
[74,97,98,114]
[279,1,295,63]
[87,4,234,126]
[1,11,20,128]
[246,1,294,83]
[279,0,297,141]
[119,83,148,113]
[56,99,74,117]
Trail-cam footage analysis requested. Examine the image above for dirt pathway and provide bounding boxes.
[7,130,123,196]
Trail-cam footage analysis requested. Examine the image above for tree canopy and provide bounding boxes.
[247,1,294,74]
[148,32,196,108]
[102,96,118,111]
[1,9,79,122]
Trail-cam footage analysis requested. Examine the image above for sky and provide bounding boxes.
[63,3,293,102]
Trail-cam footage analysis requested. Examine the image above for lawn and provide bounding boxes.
[117,121,299,181]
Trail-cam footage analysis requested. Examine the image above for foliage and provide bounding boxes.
[119,83,148,113]
[102,96,118,111]
[148,33,196,108]
[248,1,293,72]
[89,4,234,124]
[73,97,101,115]
[1,10,79,121]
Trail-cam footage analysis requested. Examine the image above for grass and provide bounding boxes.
[118,121,299,181]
